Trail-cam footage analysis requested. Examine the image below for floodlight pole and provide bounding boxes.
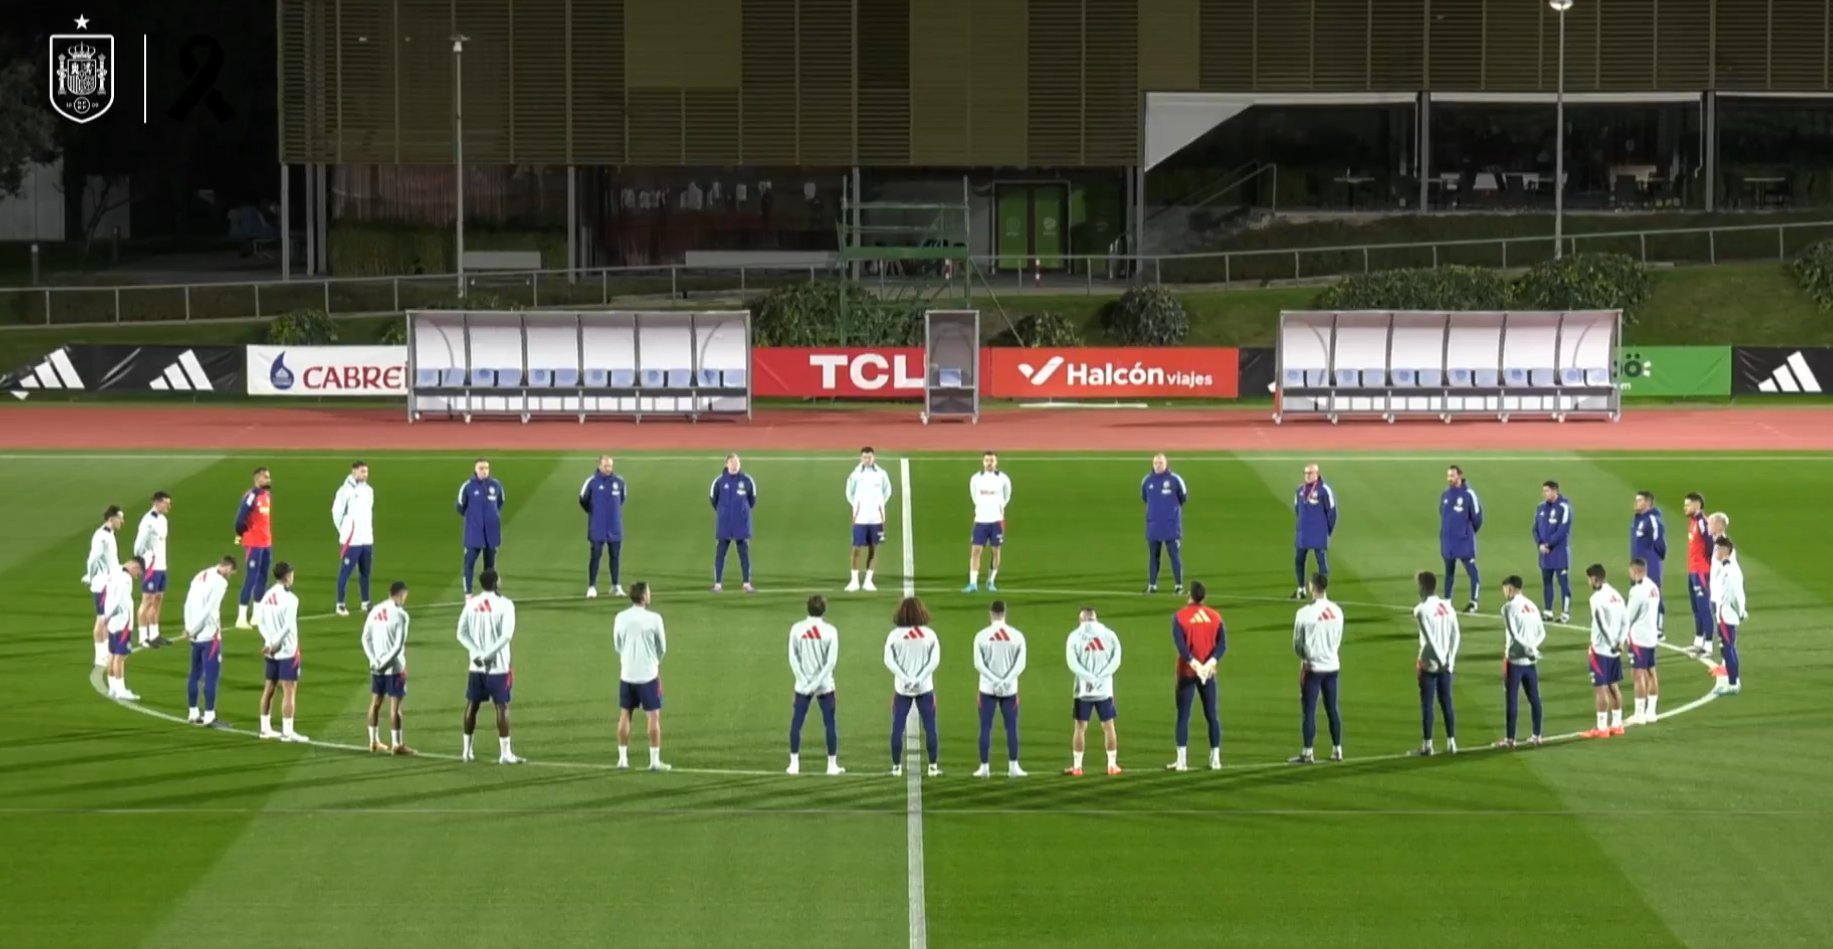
[453,35,468,297]
[1550,0,1572,259]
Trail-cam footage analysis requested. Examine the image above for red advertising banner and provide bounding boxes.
[983,347,1239,399]
[751,347,927,399]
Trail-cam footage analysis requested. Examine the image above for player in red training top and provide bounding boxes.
[1167,582,1225,772]
[233,467,274,629]
[1682,492,1714,657]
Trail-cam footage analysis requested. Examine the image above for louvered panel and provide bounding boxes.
[1369,0,1423,89]
[397,0,457,163]
[626,87,684,163]
[334,0,398,163]
[910,0,971,165]
[1568,1,1602,92]
[1771,0,1830,88]
[1138,0,1199,92]
[508,0,567,162]
[304,0,334,162]
[1428,0,1482,90]
[626,0,681,86]
[1198,0,1251,90]
[1315,0,1371,89]
[570,0,626,164]
[1028,0,1082,164]
[279,0,311,162]
[455,0,512,163]
[1253,0,1312,90]
[971,0,1027,165]
[1598,0,1657,90]
[858,0,910,165]
[741,0,797,164]
[1655,0,1711,88]
[1483,0,1544,91]
[797,0,854,165]
[685,88,741,163]
[1084,0,1138,164]
[1715,0,1771,89]
[680,0,743,89]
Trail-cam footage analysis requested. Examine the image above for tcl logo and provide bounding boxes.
[808,353,923,392]
[303,365,407,390]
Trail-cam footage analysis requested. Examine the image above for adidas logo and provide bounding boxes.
[7,347,83,400]
[148,350,215,392]
[1757,351,1823,394]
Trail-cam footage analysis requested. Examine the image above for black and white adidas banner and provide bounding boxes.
[1,345,242,399]
[1732,347,1831,395]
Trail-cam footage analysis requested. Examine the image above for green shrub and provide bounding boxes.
[749,280,923,347]
[327,222,566,276]
[992,311,1084,347]
[1791,239,1833,312]
[1102,286,1189,345]
[1314,265,1517,311]
[1516,252,1651,321]
[265,308,340,345]
[378,320,407,346]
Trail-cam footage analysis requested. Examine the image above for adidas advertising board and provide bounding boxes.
[1,345,240,399]
[247,346,409,396]
[1732,347,1831,395]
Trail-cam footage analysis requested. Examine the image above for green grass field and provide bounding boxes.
[2,450,1829,948]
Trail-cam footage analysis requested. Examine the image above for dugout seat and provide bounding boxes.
[1503,367,1529,388]
[1333,368,1360,388]
[1419,368,1443,387]
[554,368,580,387]
[722,369,748,389]
[469,368,496,387]
[1391,368,1417,387]
[695,369,720,388]
[1448,368,1473,387]
[1529,368,1556,387]
[610,369,637,388]
[1359,369,1386,387]
[415,368,442,388]
[639,369,665,388]
[1474,368,1500,387]
[494,368,523,388]
[665,369,692,389]
[527,368,554,388]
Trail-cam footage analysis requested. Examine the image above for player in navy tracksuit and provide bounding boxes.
[1292,464,1337,599]
[456,458,506,596]
[710,454,758,592]
[1533,480,1575,622]
[1141,453,1188,594]
[1630,491,1668,634]
[1439,465,1484,613]
[579,455,628,598]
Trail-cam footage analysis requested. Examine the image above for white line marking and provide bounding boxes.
[5,805,1817,818]
[898,455,927,949]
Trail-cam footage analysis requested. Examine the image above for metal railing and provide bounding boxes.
[3,217,1831,329]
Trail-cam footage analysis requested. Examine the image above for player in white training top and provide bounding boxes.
[133,491,174,649]
[456,569,523,764]
[965,451,1013,592]
[1624,558,1662,724]
[972,600,1028,778]
[787,594,843,775]
[83,505,125,668]
[844,447,892,592]
[362,581,414,755]
[1583,563,1629,738]
[614,582,671,772]
[1065,607,1124,776]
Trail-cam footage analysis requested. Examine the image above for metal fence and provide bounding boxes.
[4,218,1832,329]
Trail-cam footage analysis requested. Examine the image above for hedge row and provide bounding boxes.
[1315,253,1652,320]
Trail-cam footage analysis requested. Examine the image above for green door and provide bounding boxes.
[1031,184,1067,270]
[996,185,1030,271]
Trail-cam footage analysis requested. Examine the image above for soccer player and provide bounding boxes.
[1168,582,1224,772]
[845,447,892,592]
[1582,563,1628,738]
[884,596,942,777]
[1682,493,1715,658]
[1624,558,1662,724]
[101,557,146,700]
[1709,536,1746,696]
[133,491,174,649]
[579,455,628,599]
[332,461,376,616]
[232,467,274,630]
[710,454,758,592]
[613,582,670,771]
[788,594,843,776]
[971,600,1027,778]
[1533,480,1574,623]
[1290,574,1344,765]
[1439,466,1483,613]
[456,569,523,764]
[255,561,307,742]
[965,451,1012,593]
[456,458,506,597]
[1629,491,1668,634]
[1065,606,1123,776]
[1497,576,1546,748]
[83,505,124,667]
[182,556,236,727]
[1292,464,1336,600]
[1410,570,1461,756]
[361,581,414,755]
[1141,453,1188,594]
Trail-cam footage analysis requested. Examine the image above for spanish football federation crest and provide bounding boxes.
[50,18,115,124]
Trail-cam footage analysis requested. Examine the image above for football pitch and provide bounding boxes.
[2,449,1828,948]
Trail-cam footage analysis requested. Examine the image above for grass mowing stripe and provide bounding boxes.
[899,455,927,949]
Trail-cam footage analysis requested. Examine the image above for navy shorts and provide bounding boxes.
[619,678,663,712]
[371,672,407,698]
[1073,697,1117,722]
[93,591,106,616]
[971,521,1004,547]
[141,570,167,594]
[852,524,885,547]
[1630,644,1657,670]
[264,655,301,682]
[466,671,512,705]
[107,628,133,656]
[1589,652,1623,687]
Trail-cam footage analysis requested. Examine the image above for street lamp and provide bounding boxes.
[1549,0,1572,259]
[452,34,469,297]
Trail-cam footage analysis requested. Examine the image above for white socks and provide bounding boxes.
[201,710,216,725]
[988,569,999,585]
[392,729,403,746]
[1209,748,1222,768]
[93,642,107,666]
[617,745,629,767]
[1105,749,1117,769]
[1610,709,1624,728]
[282,717,296,736]
[1596,712,1609,730]
[864,570,874,584]
[499,736,513,757]
[1634,698,1646,719]
[1072,751,1084,770]
[106,674,123,695]
[649,746,661,767]
[1174,746,1187,767]
[462,734,475,756]
[849,570,859,585]
[1647,695,1659,718]
[369,726,380,744]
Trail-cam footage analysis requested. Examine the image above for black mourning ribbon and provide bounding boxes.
[168,36,233,121]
